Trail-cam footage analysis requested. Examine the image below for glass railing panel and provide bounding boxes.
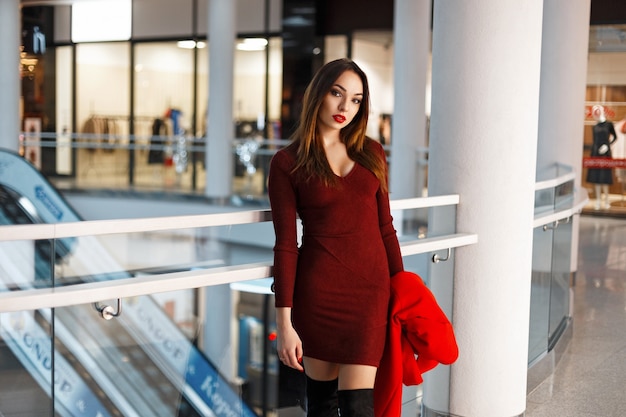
[394,200,458,247]
[402,253,432,283]
[52,290,259,417]
[426,201,457,245]
[548,218,573,346]
[53,224,274,288]
[530,164,577,365]
[212,222,275,266]
[0,197,471,417]
[535,187,556,215]
[554,179,575,210]
[529,225,553,364]
[396,207,429,241]
[0,238,56,291]
[1,211,57,414]
[0,308,54,416]
[54,231,204,286]
[535,164,575,215]
[230,285,284,413]
[43,225,278,416]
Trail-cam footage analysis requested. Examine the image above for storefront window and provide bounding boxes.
[75,42,130,187]
[134,42,196,190]
[584,24,626,211]
[231,37,283,196]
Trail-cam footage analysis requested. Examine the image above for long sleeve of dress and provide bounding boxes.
[373,142,404,276]
[268,150,299,308]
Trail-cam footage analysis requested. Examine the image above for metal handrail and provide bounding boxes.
[0,196,459,241]
[0,234,478,313]
[533,189,589,229]
[0,196,478,313]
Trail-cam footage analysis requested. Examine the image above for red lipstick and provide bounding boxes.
[333,114,346,123]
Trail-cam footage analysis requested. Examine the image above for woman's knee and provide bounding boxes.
[337,364,377,390]
[303,357,339,380]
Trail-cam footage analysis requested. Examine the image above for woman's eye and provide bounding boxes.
[330,89,341,97]
[352,98,361,104]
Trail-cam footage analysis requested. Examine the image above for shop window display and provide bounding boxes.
[583,86,626,212]
[22,11,626,210]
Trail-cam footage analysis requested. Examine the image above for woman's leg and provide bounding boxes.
[306,376,339,417]
[303,360,377,417]
[337,365,377,417]
[337,389,374,417]
[337,365,377,390]
[303,357,340,417]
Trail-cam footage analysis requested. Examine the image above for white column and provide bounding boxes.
[428,2,544,416]
[205,0,235,199]
[0,0,21,152]
[537,0,591,273]
[390,0,431,199]
[201,0,236,381]
[390,1,433,413]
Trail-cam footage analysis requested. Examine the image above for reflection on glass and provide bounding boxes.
[535,188,556,214]
[555,180,575,209]
[548,219,572,345]
[529,226,552,364]
[0,309,54,416]
[49,294,257,416]
[54,223,274,287]
[529,172,574,364]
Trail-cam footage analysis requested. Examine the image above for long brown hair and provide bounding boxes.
[288,58,388,191]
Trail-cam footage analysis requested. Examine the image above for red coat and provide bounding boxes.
[374,271,459,417]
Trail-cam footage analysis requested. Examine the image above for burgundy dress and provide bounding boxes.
[268,139,403,367]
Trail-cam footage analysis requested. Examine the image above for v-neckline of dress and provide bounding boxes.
[333,162,357,179]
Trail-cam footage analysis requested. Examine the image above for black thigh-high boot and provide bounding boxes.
[337,389,374,417]
[306,376,339,417]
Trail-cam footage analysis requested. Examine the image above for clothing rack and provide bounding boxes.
[88,114,156,121]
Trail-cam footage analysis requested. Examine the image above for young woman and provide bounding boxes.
[268,58,404,417]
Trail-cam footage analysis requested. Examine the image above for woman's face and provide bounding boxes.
[317,70,363,134]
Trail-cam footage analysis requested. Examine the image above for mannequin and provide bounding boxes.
[586,105,617,209]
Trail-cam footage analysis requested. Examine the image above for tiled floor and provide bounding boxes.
[526,215,626,417]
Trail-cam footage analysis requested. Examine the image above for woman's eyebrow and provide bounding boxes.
[333,83,363,96]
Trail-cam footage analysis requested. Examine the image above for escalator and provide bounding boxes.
[0,149,258,417]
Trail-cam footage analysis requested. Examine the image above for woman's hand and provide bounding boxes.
[276,307,304,372]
